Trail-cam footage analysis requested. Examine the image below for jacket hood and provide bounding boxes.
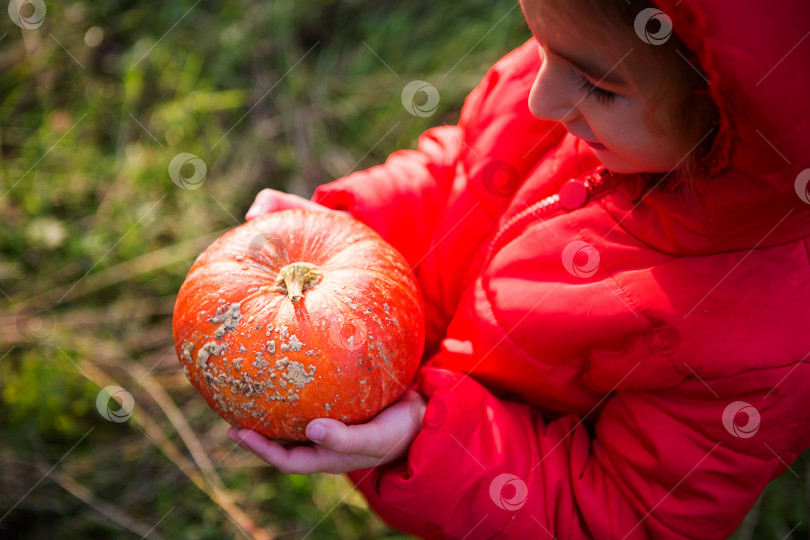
[604,0,810,254]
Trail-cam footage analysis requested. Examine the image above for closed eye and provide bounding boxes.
[576,74,616,105]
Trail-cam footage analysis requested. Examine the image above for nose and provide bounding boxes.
[527,58,579,123]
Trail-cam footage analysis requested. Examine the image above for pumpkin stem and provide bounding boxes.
[276,262,322,302]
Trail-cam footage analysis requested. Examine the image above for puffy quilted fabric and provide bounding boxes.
[312,1,810,537]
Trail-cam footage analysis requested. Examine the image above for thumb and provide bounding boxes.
[306,418,382,455]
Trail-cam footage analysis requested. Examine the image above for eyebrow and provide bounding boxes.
[546,44,628,85]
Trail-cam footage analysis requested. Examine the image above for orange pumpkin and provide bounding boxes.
[172,210,424,440]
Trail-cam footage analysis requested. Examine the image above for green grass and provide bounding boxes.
[0,1,806,538]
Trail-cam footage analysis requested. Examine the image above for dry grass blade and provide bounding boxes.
[125,361,226,491]
[11,230,227,309]
[42,466,163,539]
[74,356,277,540]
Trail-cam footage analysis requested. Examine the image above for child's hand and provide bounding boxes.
[245,189,350,221]
[227,390,426,474]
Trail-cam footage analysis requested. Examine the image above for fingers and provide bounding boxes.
[245,189,277,220]
[227,427,374,474]
[305,418,386,456]
[245,188,353,221]
[305,392,424,459]
[226,390,426,474]
[229,428,307,471]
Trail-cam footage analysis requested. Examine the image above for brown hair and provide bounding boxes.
[529,0,719,187]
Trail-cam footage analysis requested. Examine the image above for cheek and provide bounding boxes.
[586,104,683,172]
[585,104,642,149]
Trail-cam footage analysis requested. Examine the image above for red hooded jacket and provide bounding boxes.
[312,1,810,538]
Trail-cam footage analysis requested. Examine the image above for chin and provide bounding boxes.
[595,153,636,174]
[596,153,671,175]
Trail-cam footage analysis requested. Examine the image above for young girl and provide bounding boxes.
[231,0,810,537]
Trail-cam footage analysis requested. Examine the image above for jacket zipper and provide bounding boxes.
[483,169,624,267]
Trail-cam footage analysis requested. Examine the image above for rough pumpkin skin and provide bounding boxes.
[172,210,425,441]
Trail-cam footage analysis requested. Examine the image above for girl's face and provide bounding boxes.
[520,1,690,174]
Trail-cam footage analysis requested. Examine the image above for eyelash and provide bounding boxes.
[577,75,616,105]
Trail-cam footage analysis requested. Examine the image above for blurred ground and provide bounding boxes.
[0,1,806,538]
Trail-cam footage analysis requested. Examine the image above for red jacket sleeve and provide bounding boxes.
[312,123,463,269]
[348,361,809,539]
